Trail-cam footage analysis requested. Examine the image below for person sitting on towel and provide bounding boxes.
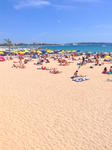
[102,67,107,74]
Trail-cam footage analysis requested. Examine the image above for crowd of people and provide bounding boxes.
[5,52,112,79]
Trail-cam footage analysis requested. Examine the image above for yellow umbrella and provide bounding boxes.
[12,50,18,54]
[61,50,65,54]
[0,51,4,55]
[13,51,18,54]
[25,50,29,53]
[72,50,76,53]
[37,50,42,55]
[19,51,25,55]
[47,49,53,54]
[104,56,112,61]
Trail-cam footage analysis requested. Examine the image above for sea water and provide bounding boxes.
[41,44,112,53]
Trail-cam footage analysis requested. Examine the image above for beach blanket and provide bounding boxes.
[103,72,112,75]
[107,72,112,75]
[37,68,50,70]
[72,77,89,82]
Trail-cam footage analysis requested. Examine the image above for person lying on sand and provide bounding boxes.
[107,79,112,82]
[50,68,61,74]
[12,58,26,69]
[24,59,29,64]
[58,59,69,66]
[88,59,94,63]
[12,63,26,69]
[45,58,50,63]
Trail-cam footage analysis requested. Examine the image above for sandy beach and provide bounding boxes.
[0,59,112,150]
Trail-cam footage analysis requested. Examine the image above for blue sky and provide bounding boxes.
[0,0,112,43]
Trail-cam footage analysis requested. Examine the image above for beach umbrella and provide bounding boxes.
[1,49,6,52]
[12,50,18,54]
[25,50,30,53]
[77,50,80,53]
[104,55,112,61]
[13,51,18,55]
[19,51,25,54]
[72,50,76,53]
[41,50,47,54]
[47,49,53,54]
[61,50,65,54]
[67,50,72,53]
[0,51,4,55]
[19,51,25,56]
[37,50,42,55]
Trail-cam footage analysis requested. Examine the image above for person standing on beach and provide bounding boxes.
[81,56,85,65]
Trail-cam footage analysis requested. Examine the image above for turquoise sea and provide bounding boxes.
[41,44,112,53]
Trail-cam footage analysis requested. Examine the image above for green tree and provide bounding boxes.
[4,39,12,51]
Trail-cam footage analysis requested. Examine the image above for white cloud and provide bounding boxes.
[14,0,102,10]
[14,0,51,10]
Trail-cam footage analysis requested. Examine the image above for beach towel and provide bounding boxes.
[72,77,89,82]
[107,72,112,75]
[0,56,5,62]
[37,68,50,70]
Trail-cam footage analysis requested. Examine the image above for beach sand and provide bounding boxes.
[0,59,112,150]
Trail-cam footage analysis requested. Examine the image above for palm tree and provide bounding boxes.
[4,39,12,51]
